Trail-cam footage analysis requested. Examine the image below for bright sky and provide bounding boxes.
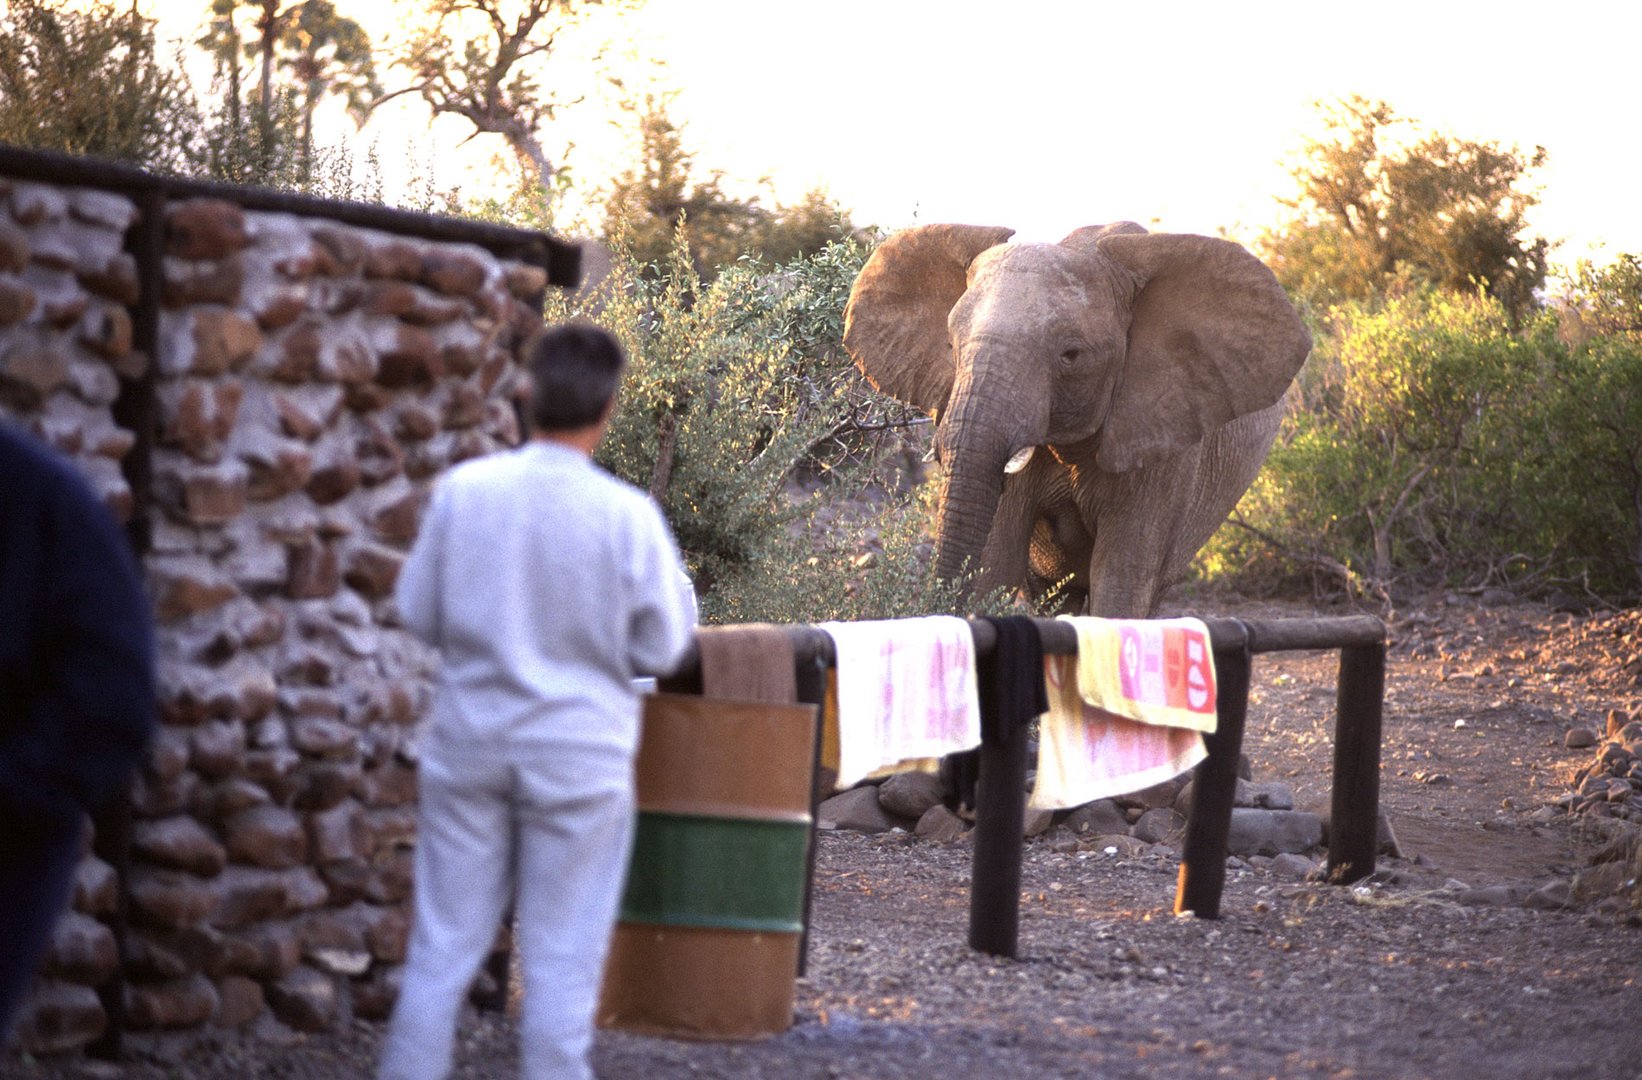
[147,0,1642,267]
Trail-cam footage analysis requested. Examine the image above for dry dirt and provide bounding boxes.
[5,593,1641,1080]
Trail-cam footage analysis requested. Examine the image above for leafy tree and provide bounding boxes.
[601,94,762,274]
[374,0,629,194]
[276,1,380,182]
[601,93,857,277]
[1558,252,1642,341]
[0,0,202,172]
[1259,97,1550,321]
[195,0,376,186]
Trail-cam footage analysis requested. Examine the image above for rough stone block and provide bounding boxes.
[342,542,404,600]
[294,760,362,812]
[77,301,133,360]
[319,331,375,384]
[197,777,273,820]
[0,335,70,408]
[190,719,249,781]
[8,980,106,1056]
[192,307,262,375]
[132,816,228,877]
[358,763,417,808]
[0,215,31,270]
[362,239,423,280]
[266,965,339,1033]
[291,716,359,760]
[318,858,371,906]
[351,965,401,1021]
[363,905,410,963]
[876,771,947,820]
[305,455,362,505]
[129,868,219,928]
[164,254,244,308]
[209,866,319,929]
[158,375,243,459]
[168,199,249,259]
[0,277,36,325]
[226,922,303,980]
[307,799,368,863]
[375,324,440,389]
[286,538,341,600]
[366,485,423,546]
[505,262,549,300]
[80,250,141,304]
[312,225,367,274]
[913,803,968,843]
[1131,807,1186,844]
[152,459,250,527]
[42,910,119,985]
[125,973,220,1030]
[239,433,313,502]
[223,805,309,869]
[363,847,414,904]
[1225,808,1325,857]
[420,250,487,297]
[213,974,265,1028]
[129,769,201,819]
[353,419,405,486]
[1061,799,1131,836]
[818,785,904,834]
[149,555,241,621]
[72,854,120,916]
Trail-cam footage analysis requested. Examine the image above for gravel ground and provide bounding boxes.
[5,593,1641,1079]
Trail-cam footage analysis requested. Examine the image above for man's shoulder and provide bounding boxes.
[1,423,105,512]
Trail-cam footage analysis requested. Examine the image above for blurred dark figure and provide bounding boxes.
[0,423,155,1038]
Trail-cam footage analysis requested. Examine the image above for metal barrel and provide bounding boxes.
[597,692,819,1040]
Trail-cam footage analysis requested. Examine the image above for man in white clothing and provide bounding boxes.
[379,323,696,1080]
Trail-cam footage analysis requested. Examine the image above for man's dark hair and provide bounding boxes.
[527,323,627,432]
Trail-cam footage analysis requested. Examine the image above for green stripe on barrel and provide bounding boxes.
[620,810,811,933]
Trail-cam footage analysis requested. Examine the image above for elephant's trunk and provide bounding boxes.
[931,391,1024,588]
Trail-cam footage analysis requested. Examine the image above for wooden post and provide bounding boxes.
[794,653,828,977]
[968,706,1029,958]
[1328,642,1386,884]
[1174,632,1252,919]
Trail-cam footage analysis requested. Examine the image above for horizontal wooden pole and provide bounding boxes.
[662,614,1384,677]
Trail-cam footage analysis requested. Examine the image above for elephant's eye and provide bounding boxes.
[1060,348,1081,365]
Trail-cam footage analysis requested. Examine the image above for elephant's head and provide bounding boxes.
[842,222,1310,586]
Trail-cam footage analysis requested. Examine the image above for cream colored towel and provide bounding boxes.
[1030,655,1209,810]
[1060,616,1219,733]
[818,616,983,787]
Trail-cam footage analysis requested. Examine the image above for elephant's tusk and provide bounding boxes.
[1003,446,1036,474]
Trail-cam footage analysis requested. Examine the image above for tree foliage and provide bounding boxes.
[0,0,202,172]
[601,94,857,277]
[193,0,377,187]
[1203,283,1642,604]
[374,0,626,193]
[1259,97,1550,321]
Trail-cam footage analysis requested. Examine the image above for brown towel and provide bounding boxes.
[695,624,798,704]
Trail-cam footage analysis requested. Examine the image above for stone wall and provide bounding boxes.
[0,175,550,1054]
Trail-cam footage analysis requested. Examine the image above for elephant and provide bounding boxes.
[841,221,1311,618]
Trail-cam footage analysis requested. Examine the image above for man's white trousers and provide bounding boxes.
[378,745,634,1080]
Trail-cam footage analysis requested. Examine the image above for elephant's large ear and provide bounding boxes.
[843,224,1015,416]
[1094,233,1311,472]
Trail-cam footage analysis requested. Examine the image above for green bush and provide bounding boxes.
[1202,284,1642,604]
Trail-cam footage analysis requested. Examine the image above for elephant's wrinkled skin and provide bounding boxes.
[842,222,1311,617]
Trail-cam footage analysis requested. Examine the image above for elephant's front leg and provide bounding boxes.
[1080,464,1195,619]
